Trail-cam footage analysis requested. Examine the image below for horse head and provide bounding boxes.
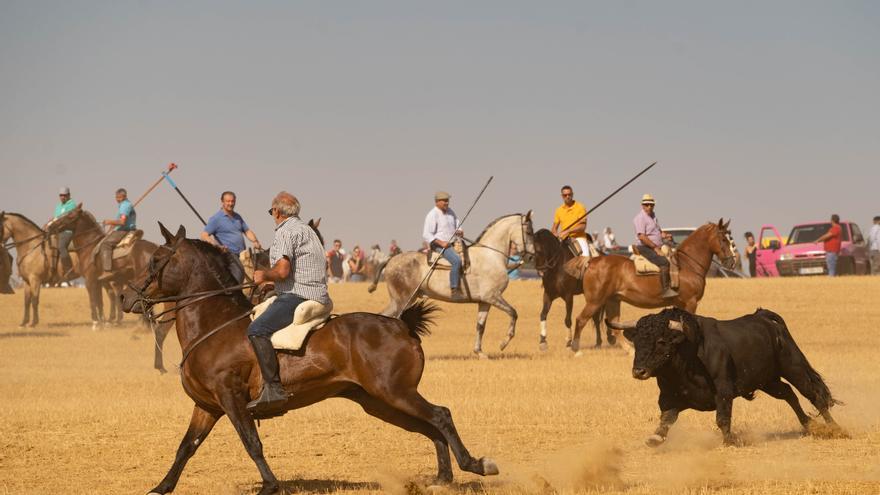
[711,218,736,269]
[121,222,188,313]
[520,210,536,261]
[533,228,562,274]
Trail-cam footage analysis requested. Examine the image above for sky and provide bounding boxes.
[2,1,878,252]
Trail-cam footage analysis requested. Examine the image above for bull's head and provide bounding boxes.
[606,309,700,380]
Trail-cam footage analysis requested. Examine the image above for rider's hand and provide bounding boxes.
[455,229,463,237]
[254,270,266,285]
[253,241,262,251]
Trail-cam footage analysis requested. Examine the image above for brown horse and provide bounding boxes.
[570,219,736,355]
[0,214,13,294]
[119,223,499,494]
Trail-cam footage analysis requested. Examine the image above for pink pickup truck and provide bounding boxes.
[755,221,870,277]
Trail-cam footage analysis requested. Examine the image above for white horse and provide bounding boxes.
[369,212,534,358]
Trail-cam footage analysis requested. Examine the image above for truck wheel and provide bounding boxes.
[836,256,855,275]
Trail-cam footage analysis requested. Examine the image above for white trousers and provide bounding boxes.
[574,237,591,257]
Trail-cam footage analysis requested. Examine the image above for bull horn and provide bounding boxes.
[606,319,638,330]
[668,319,684,331]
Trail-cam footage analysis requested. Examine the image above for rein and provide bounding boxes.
[460,213,534,273]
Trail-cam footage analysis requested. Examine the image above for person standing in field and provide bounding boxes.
[200,191,262,283]
[816,214,842,277]
[326,239,345,283]
[551,185,590,257]
[868,216,880,275]
[744,231,758,278]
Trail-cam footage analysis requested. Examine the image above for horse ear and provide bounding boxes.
[312,217,321,229]
[75,203,83,211]
[717,218,724,228]
[158,222,174,244]
[525,210,533,221]
[175,225,186,241]
[723,218,731,231]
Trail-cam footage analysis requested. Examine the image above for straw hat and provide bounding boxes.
[435,191,451,201]
[640,193,656,205]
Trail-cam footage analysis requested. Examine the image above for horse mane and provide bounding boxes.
[186,238,251,307]
[474,213,520,243]
[4,212,44,233]
[534,228,562,256]
[677,222,718,252]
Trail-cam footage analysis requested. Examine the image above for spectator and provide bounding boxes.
[507,241,522,280]
[744,232,758,278]
[348,245,367,282]
[326,239,345,283]
[816,214,842,277]
[389,239,402,257]
[869,216,880,275]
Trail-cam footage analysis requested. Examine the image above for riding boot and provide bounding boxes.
[659,265,678,298]
[246,335,290,418]
[61,257,74,279]
[449,286,467,302]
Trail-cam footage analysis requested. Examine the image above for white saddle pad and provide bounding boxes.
[251,296,333,351]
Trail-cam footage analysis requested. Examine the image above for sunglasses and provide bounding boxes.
[267,208,275,216]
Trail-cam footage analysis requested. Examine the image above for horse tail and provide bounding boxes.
[399,299,439,340]
[367,258,389,293]
[758,308,842,409]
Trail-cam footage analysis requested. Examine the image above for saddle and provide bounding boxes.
[91,230,143,263]
[426,241,470,273]
[630,245,680,288]
[251,296,334,351]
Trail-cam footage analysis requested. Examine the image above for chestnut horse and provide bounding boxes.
[119,223,499,495]
[570,219,736,354]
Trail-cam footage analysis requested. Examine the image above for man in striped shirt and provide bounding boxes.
[246,191,330,418]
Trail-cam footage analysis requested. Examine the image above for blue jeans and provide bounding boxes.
[435,246,461,289]
[825,252,838,277]
[248,293,306,337]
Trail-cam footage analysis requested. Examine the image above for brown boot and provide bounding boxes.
[449,287,467,302]
[660,266,678,298]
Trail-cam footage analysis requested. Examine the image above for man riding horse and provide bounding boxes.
[423,191,466,301]
[551,185,591,257]
[99,188,137,281]
[633,193,677,298]
[248,191,331,418]
[46,186,77,281]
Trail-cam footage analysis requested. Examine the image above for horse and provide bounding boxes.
[119,222,499,495]
[533,229,611,350]
[569,219,736,355]
[1,211,69,326]
[368,212,535,357]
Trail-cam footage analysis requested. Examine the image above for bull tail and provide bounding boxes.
[399,299,439,341]
[757,308,843,409]
[367,258,390,293]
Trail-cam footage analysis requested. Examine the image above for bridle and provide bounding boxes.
[675,225,735,274]
[462,213,535,272]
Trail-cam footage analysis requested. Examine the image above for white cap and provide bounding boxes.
[59,187,70,195]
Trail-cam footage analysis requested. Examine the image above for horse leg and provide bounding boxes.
[386,391,498,477]
[592,302,605,348]
[218,390,281,495]
[30,281,41,327]
[473,302,490,359]
[539,292,552,351]
[604,299,621,347]
[19,282,32,327]
[153,320,172,374]
[572,301,602,356]
[342,388,454,483]
[494,296,518,352]
[91,281,105,330]
[564,294,574,348]
[148,405,221,495]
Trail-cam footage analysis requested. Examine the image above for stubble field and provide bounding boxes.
[1,277,879,494]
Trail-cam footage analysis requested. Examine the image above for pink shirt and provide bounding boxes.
[634,210,662,246]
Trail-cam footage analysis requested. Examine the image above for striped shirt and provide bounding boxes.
[269,216,330,305]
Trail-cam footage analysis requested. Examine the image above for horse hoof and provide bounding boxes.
[573,350,584,358]
[564,340,572,348]
[479,457,499,476]
[499,340,510,351]
[645,434,665,447]
[91,321,100,331]
[475,351,488,360]
[539,342,548,352]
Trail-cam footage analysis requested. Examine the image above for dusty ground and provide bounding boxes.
[1,277,879,494]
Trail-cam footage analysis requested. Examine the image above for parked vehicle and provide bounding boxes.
[755,221,870,277]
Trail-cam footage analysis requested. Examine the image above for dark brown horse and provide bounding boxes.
[119,223,499,495]
[570,219,736,355]
[533,229,610,350]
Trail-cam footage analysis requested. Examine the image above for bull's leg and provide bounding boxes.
[714,392,736,446]
[474,302,490,358]
[494,296,518,352]
[761,380,811,429]
[148,405,221,495]
[218,390,281,495]
[387,392,498,477]
[343,388,453,483]
[538,292,553,351]
[779,368,845,434]
[647,409,680,447]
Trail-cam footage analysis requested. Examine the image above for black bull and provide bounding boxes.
[608,308,844,446]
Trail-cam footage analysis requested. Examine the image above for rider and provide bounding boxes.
[200,191,262,283]
[633,193,678,298]
[423,191,465,301]
[247,191,331,418]
[551,185,590,257]
[99,188,137,281]
[48,187,77,278]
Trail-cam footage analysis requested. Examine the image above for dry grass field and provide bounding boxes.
[1,277,879,494]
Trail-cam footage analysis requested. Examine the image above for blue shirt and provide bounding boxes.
[116,199,136,231]
[204,210,250,255]
[54,199,76,219]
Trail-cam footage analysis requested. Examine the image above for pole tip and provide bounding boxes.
[168,163,178,171]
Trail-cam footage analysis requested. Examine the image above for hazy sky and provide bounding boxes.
[2,1,878,251]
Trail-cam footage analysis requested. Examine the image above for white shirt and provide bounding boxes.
[869,224,880,251]
[423,206,460,245]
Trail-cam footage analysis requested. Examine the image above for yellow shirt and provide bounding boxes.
[553,201,587,239]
